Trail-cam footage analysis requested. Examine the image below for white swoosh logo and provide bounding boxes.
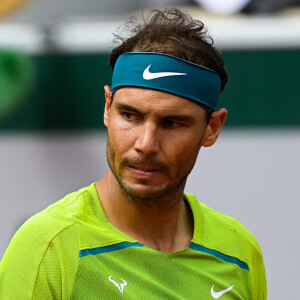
[108,276,127,294]
[143,64,187,80]
[211,284,235,299]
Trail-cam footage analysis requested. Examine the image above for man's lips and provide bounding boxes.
[127,165,161,178]
[121,157,168,173]
[121,157,168,177]
[128,165,158,172]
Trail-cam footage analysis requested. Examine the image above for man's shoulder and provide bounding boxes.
[0,185,96,299]
[3,183,98,259]
[185,193,263,264]
[21,183,97,235]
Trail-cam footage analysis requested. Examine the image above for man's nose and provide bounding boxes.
[133,123,160,155]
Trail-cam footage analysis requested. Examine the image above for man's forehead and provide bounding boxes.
[113,87,205,115]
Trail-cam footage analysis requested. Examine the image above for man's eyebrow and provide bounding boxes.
[115,103,195,122]
[162,115,194,122]
[115,103,141,114]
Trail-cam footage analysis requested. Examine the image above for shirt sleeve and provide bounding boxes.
[248,240,267,300]
[0,214,80,299]
[235,222,267,299]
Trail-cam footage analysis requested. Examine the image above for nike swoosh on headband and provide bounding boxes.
[143,64,187,80]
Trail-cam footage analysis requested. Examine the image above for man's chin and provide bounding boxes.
[120,182,170,200]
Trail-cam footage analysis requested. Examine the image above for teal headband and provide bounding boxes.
[111,52,221,112]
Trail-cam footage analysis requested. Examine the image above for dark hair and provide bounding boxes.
[110,8,228,93]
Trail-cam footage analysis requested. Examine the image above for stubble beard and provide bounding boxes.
[106,138,193,211]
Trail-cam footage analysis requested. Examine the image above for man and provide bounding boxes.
[0,8,267,299]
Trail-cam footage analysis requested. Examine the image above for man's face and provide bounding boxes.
[104,87,209,201]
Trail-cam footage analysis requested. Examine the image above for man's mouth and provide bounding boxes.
[128,165,158,172]
[127,165,161,178]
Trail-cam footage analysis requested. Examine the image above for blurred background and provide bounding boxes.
[0,0,300,299]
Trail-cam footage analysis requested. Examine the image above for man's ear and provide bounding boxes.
[104,85,113,127]
[202,108,227,147]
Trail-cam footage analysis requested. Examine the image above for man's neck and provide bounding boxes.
[95,171,194,254]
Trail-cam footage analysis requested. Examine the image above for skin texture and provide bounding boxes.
[96,86,227,253]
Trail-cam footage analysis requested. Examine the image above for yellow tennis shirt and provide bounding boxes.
[0,183,267,299]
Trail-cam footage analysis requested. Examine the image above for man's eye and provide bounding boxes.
[165,120,175,127]
[164,119,180,128]
[122,112,138,121]
[123,112,132,119]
